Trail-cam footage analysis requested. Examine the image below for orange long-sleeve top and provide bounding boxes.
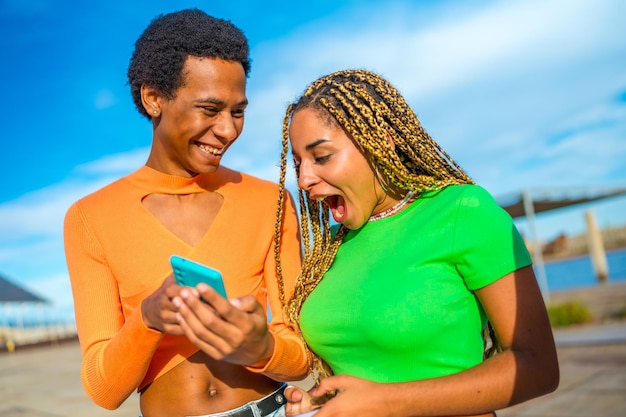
[64,165,307,410]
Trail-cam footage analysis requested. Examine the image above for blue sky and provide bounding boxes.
[1,0,625,321]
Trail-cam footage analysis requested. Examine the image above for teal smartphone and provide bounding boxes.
[170,255,227,298]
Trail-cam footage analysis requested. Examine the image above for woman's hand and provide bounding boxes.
[173,283,275,366]
[284,385,320,416]
[141,275,185,334]
[285,377,393,417]
[305,375,395,417]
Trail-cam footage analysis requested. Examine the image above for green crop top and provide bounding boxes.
[299,184,532,382]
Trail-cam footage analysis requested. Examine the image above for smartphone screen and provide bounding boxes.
[170,255,227,298]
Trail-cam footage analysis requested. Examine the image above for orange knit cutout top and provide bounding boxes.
[64,165,307,409]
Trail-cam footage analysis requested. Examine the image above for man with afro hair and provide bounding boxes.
[64,8,307,417]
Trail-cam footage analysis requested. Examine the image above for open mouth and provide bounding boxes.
[321,195,338,209]
[320,195,346,223]
[195,141,224,156]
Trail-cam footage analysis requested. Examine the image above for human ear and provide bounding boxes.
[140,84,162,117]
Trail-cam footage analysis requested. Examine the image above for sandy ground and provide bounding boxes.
[1,281,625,417]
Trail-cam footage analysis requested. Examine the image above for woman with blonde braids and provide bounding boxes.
[273,69,559,417]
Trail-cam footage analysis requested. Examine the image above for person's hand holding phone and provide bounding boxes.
[141,255,223,336]
[141,274,187,335]
[170,256,275,367]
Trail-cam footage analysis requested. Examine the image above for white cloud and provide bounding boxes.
[22,272,76,322]
[246,0,626,199]
[2,0,626,320]
[252,0,626,99]
[28,271,72,301]
[249,0,626,249]
[0,177,114,239]
[0,146,153,326]
[75,147,149,175]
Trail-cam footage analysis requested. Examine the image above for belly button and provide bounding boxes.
[208,388,218,397]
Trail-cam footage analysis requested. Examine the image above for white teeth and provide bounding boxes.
[314,196,326,202]
[197,143,223,155]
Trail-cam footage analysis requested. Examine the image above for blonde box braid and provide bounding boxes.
[273,69,500,381]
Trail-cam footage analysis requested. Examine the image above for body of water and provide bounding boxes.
[2,248,625,329]
[542,247,626,292]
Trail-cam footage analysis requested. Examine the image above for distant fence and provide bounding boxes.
[0,322,77,352]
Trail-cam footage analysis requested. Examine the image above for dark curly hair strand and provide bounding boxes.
[127,8,251,120]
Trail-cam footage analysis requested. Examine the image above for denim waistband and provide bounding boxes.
[186,383,287,417]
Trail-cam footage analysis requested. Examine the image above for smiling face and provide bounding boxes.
[290,107,401,229]
[143,56,248,177]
